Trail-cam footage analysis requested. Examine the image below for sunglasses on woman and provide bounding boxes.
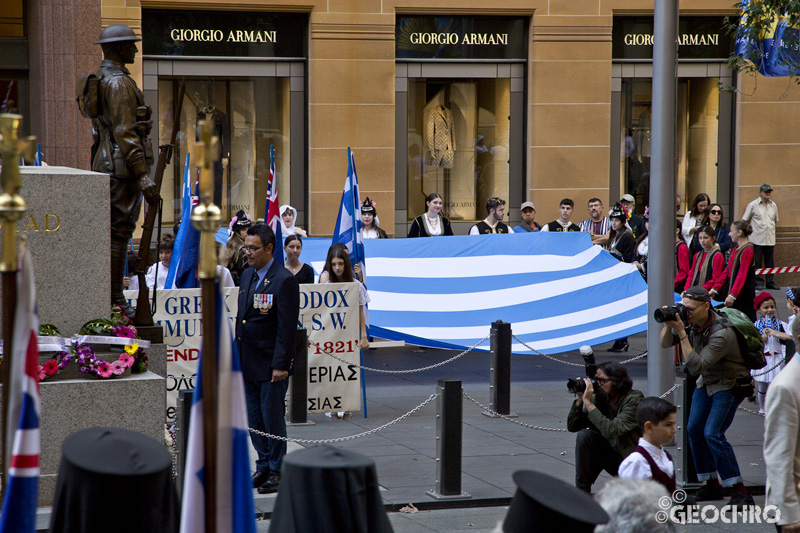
[709,210,722,215]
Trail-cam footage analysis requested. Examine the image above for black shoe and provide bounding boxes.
[257,472,281,494]
[694,483,724,501]
[252,470,270,488]
[766,282,780,290]
[607,340,629,353]
[727,491,755,509]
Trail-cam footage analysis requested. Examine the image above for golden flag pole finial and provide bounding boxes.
[0,113,35,272]
[190,119,221,280]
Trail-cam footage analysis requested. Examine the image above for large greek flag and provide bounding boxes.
[179,282,256,533]
[305,232,647,354]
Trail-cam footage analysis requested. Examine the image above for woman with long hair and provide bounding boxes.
[723,221,756,321]
[408,193,454,237]
[685,226,727,298]
[226,209,251,286]
[321,246,370,420]
[284,235,315,284]
[682,192,710,246]
[317,243,363,284]
[691,203,731,256]
[361,197,388,239]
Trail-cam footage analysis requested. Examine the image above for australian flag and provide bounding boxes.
[0,246,41,533]
[332,148,365,276]
[179,281,256,533]
[263,145,283,264]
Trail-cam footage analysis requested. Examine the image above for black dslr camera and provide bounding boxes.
[567,378,597,394]
[654,303,689,323]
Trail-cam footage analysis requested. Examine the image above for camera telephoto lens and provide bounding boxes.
[567,378,586,394]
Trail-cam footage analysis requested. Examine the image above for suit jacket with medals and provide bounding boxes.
[236,260,300,381]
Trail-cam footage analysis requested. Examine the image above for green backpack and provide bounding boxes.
[712,308,766,370]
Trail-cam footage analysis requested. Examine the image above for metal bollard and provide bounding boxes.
[175,389,193,496]
[426,379,471,500]
[485,320,516,417]
[674,373,700,488]
[288,327,314,426]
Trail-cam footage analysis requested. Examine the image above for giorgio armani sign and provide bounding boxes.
[396,16,527,60]
[613,17,732,60]
[142,10,307,58]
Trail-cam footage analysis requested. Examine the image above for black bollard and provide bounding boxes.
[486,320,516,417]
[175,389,193,496]
[288,327,314,426]
[426,379,471,500]
[674,373,700,488]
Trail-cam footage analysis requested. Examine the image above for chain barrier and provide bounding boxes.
[307,334,490,374]
[659,383,680,398]
[462,391,568,432]
[511,334,647,366]
[738,405,765,417]
[750,355,787,378]
[248,393,437,444]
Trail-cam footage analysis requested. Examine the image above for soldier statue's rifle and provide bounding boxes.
[133,80,185,326]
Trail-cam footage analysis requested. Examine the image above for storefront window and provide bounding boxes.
[0,0,25,37]
[619,78,719,213]
[158,77,290,225]
[407,78,510,222]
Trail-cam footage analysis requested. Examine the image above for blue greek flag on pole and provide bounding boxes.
[179,282,256,533]
[332,148,365,275]
[166,154,193,288]
[360,232,648,354]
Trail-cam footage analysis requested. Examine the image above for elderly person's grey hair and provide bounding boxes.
[594,478,677,533]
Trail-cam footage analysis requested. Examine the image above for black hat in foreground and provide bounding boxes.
[503,470,609,532]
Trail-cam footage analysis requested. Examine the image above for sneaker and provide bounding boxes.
[694,483,724,501]
[727,491,755,509]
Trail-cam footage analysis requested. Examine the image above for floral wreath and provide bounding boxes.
[39,306,148,382]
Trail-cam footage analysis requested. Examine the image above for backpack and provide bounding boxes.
[76,73,100,119]
[712,308,766,370]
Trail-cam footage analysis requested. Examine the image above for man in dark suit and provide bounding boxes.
[236,223,300,494]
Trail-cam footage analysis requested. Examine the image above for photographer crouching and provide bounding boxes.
[658,286,755,508]
[567,361,644,493]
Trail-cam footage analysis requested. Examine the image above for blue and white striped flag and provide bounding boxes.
[361,232,648,354]
[332,148,365,275]
[179,281,256,533]
[0,247,41,533]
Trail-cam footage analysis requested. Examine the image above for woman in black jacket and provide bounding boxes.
[407,193,455,237]
[605,204,636,352]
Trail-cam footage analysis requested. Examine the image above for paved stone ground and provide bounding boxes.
[248,325,776,532]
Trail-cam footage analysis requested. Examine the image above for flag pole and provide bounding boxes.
[192,119,222,533]
[0,113,35,504]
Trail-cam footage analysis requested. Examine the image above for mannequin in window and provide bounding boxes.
[196,99,231,206]
[424,104,456,169]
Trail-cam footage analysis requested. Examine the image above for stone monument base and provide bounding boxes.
[37,371,166,506]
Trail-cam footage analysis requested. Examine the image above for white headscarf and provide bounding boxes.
[280,205,298,236]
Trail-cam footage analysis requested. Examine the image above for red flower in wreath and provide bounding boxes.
[43,360,59,376]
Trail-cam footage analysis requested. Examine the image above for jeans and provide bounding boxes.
[687,386,744,486]
[244,378,289,474]
[574,428,623,492]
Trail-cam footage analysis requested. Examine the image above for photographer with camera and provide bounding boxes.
[567,361,644,493]
[658,286,755,508]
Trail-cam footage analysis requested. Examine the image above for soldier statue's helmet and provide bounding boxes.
[96,24,142,45]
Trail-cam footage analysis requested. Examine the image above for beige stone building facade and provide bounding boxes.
[3,0,798,279]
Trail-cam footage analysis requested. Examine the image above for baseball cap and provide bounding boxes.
[760,184,773,192]
[683,286,711,303]
[620,194,635,203]
[520,201,535,211]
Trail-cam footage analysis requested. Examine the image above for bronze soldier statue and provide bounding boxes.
[81,25,158,311]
